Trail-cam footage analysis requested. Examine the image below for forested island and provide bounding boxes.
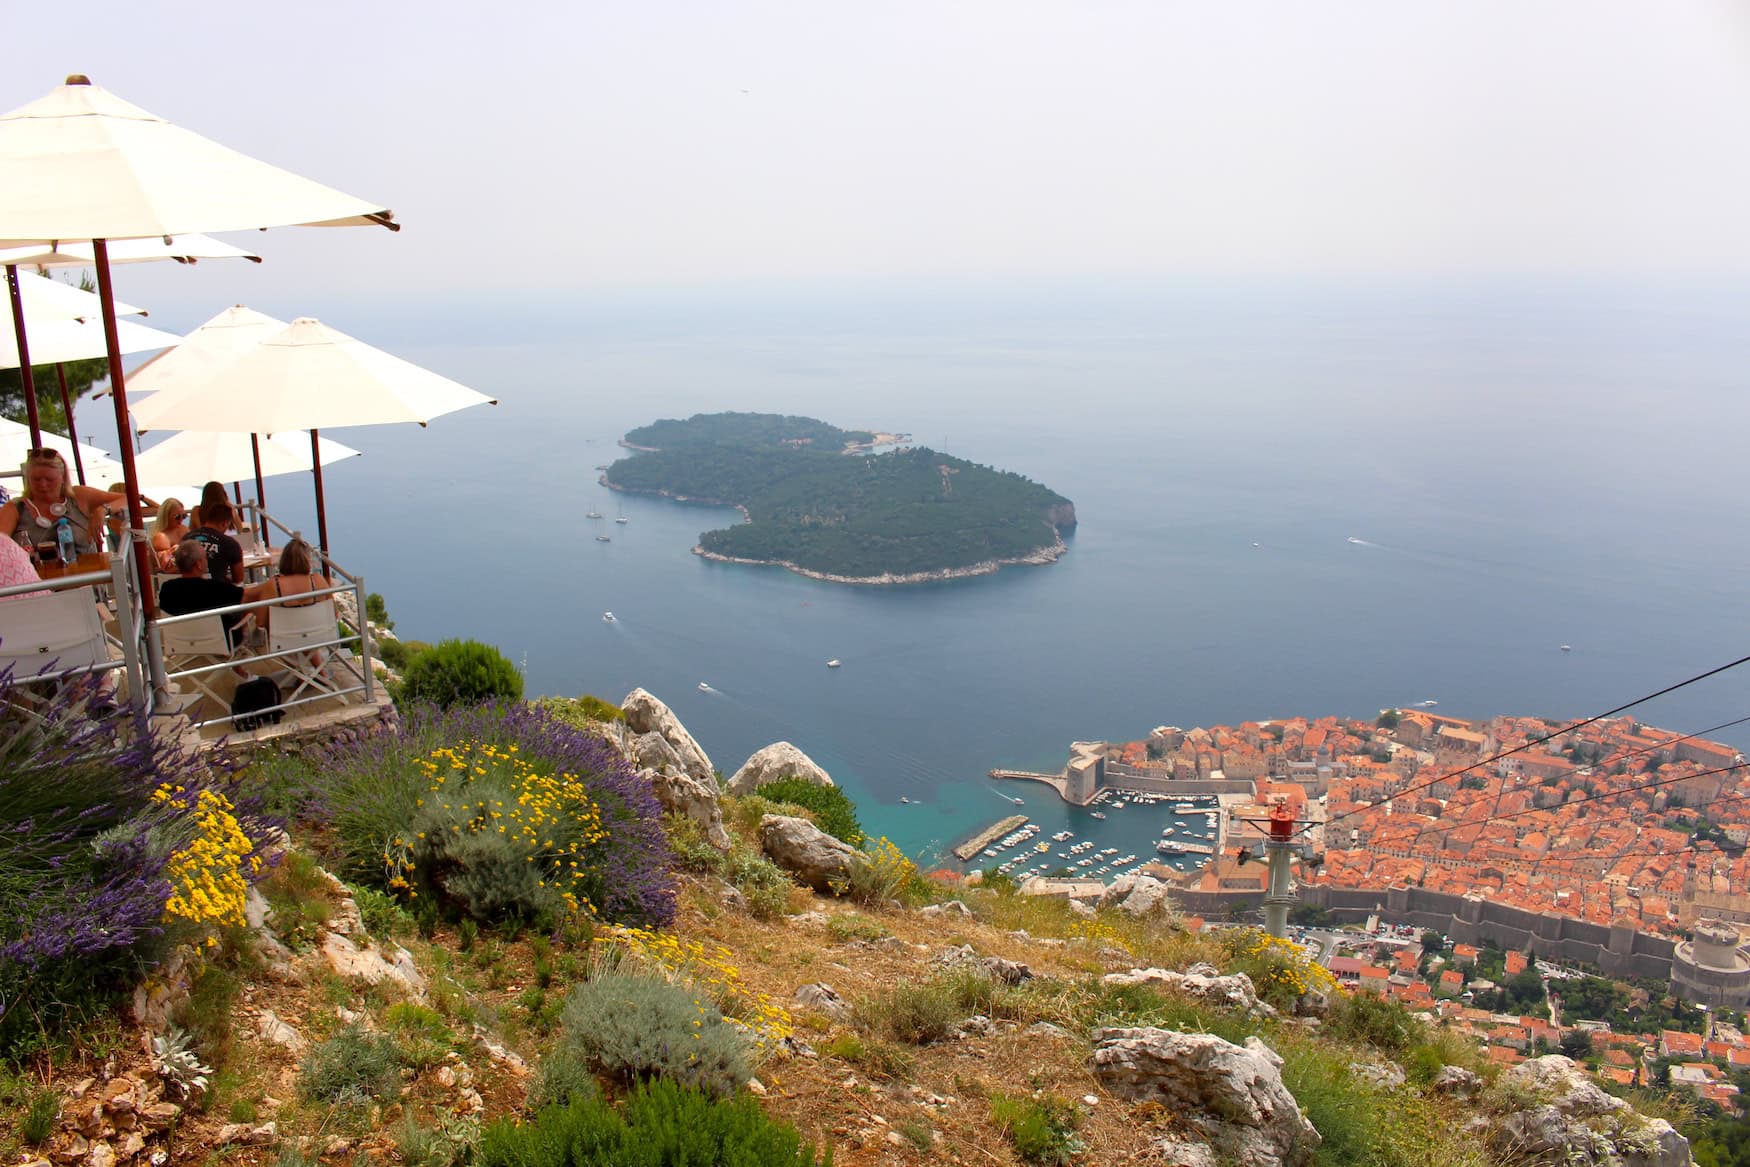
[605,412,1076,584]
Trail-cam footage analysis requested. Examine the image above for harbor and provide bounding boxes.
[954,785,1231,886]
[950,814,1029,862]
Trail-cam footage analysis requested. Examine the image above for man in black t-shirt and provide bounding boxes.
[187,498,244,584]
[160,539,247,647]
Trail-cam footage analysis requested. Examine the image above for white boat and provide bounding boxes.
[595,535,611,542]
[1418,699,1438,707]
[586,509,602,519]
[1174,803,1197,814]
[602,611,616,622]
[1157,840,1184,854]
[900,796,912,804]
[1089,811,1106,820]
[827,659,842,668]
[1010,796,1025,805]
[698,681,712,692]
[1560,644,1572,652]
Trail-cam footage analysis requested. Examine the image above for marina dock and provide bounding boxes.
[952,814,1028,862]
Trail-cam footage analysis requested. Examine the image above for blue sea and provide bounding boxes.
[121,276,1750,863]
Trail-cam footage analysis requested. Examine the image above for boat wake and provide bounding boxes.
[1346,536,1379,547]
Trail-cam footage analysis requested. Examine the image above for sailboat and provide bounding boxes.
[586,503,603,519]
[615,503,629,525]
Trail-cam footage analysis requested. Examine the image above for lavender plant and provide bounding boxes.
[0,677,278,1057]
[310,703,676,928]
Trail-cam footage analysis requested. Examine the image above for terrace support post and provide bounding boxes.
[5,264,41,445]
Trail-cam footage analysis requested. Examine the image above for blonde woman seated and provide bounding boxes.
[242,538,332,632]
[148,498,190,572]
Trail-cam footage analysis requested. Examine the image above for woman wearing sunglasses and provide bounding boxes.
[0,448,137,565]
[148,497,190,572]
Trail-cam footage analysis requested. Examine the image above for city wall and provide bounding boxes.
[1167,882,1676,981]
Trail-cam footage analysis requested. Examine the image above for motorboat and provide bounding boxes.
[1418,699,1438,707]
[602,611,616,622]
[1560,644,1572,652]
[827,659,842,668]
[595,535,611,543]
[697,681,712,692]
[1089,811,1106,819]
[900,796,912,804]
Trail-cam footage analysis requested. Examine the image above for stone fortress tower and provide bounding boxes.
[1671,918,1750,1009]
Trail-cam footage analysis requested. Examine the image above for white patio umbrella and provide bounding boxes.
[135,429,361,540]
[0,73,395,663]
[2,247,186,446]
[125,305,311,529]
[0,233,261,268]
[0,417,125,490]
[132,316,493,555]
[0,314,179,485]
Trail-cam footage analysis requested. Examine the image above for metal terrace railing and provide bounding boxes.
[0,548,147,701]
[156,505,376,732]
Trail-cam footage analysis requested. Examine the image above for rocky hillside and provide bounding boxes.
[0,689,1696,1167]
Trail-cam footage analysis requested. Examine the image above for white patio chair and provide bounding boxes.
[0,588,111,685]
[269,598,349,705]
[160,612,252,715]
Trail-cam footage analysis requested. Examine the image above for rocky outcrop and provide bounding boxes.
[617,690,729,850]
[621,688,716,786]
[1091,1027,1318,1167]
[793,983,853,1020]
[727,741,834,796]
[1488,1056,1691,1167]
[1102,966,1276,1018]
[759,815,861,893]
[1115,875,1175,917]
[642,766,731,851]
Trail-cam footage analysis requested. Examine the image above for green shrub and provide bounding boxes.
[21,1088,59,1144]
[861,970,989,1045]
[530,1045,600,1110]
[478,1079,830,1167]
[724,847,795,921]
[843,837,928,907]
[384,1002,455,1070]
[535,695,626,730]
[394,1111,478,1167]
[558,969,751,1096]
[754,779,864,846]
[1324,991,1420,1054]
[398,639,523,708]
[299,1026,403,1104]
[663,812,725,875]
[259,850,334,951]
[990,1092,1083,1165]
[311,705,675,929]
[354,886,413,942]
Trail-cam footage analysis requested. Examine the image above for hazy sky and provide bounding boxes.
[11,2,1750,313]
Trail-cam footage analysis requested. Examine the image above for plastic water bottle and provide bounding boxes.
[55,516,76,567]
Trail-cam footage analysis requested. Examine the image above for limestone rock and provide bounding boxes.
[794,983,853,1020]
[320,932,427,996]
[641,766,731,851]
[1488,1056,1691,1167]
[257,1009,308,1055]
[630,730,684,774]
[89,1144,115,1167]
[983,957,1034,986]
[1118,875,1175,917]
[1430,1065,1483,1097]
[215,1121,276,1147]
[919,900,974,919]
[727,741,834,796]
[1352,1061,1406,1091]
[1091,1027,1319,1167]
[621,689,716,787]
[1102,967,1276,1018]
[1153,1137,1219,1167]
[758,815,860,893]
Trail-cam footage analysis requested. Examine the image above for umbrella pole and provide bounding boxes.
[55,365,86,484]
[250,433,271,550]
[92,240,169,702]
[4,264,42,446]
[310,428,330,562]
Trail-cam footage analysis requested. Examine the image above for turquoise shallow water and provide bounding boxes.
[146,279,1750,862]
